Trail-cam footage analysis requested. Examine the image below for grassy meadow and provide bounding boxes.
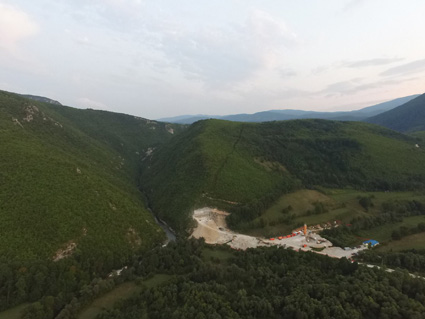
[0,304,29,319]
[239,188,425,251]
[77,274,174,319]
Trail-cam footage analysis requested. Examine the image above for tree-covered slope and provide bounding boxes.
[98,241,425,319]
[142,119,425,232]
[367,92,425,132]
[49,104,186,182]
[0,90,180,262]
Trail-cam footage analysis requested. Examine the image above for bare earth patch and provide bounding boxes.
[191,208,233,244]
[53,241,77,262]
[191,207,367,258]
[126,227,142,248]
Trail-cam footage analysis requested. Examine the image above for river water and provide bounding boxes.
[154,216,176,243]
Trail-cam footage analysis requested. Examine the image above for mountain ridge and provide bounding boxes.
[0,90,182,263]
[158,94,420,124]
[142,118,425,232]
[367,92,425,132]
[20,93,62,105]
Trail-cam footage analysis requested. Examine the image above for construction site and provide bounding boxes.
[191,207,367,259]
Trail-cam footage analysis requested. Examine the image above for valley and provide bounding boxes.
[3,0,425,315]
[1,90,425,318]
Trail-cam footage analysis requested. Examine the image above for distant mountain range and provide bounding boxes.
[158,95,420,124]
[367,93,425,132]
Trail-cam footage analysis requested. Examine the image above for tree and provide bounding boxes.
[391,230,402,240]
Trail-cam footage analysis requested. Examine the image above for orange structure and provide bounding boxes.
[303,224,307,236]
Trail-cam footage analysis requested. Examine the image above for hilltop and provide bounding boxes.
[0,90,181,263]
[368,92,425,132]
[142,119,425,232]
[20,94,62,105]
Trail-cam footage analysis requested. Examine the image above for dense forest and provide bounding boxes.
[93,239,425,319]
[0,90,185,262]
[142,119,425,233]
[4,239,425,319]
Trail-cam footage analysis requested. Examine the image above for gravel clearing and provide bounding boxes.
[191,207,367,259]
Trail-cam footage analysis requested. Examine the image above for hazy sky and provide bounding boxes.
[1,0,425,119]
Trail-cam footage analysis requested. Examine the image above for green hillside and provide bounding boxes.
[49,105,186,181]
[0,90,181,263]
[367,92,425,132]
[142,119,425,232]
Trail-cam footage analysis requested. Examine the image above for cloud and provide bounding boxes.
[61,3,298,88]
[342,0,367,12]
[65,29,92,46]
[319,77,414,97]
[63,0,146,29]
[76,36,91,45]
[0,3,38,52]
[76,97,109,110]
[279,68,297,78]
[380,59,425,76]
[321,78,363,96]
[343,58,403,68]
[155,10,298,88]
[311,65,331,75]
[313,57,403,75]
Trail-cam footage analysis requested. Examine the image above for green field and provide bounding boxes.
[410,130,425,140]
[202,247,234,262]
[77,275,173,319]
[357,215,425,242]
[377,232,425,252]
[328,188,425,211]
[0,304,28,319]
[77,282,140,319]
[141,274,173,289]
[241,188,425,246]
[245,189,340,236]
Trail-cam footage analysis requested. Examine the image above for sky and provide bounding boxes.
[1,0,425,119]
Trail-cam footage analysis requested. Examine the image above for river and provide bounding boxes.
[154,216,176,244]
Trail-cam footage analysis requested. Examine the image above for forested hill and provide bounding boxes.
[48,104,186,181]
[367,92,425,132]
[0,90,182,263]
[20,94,62,105]
[142,119,425,232]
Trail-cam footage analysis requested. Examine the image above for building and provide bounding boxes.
[363,239,379,247]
